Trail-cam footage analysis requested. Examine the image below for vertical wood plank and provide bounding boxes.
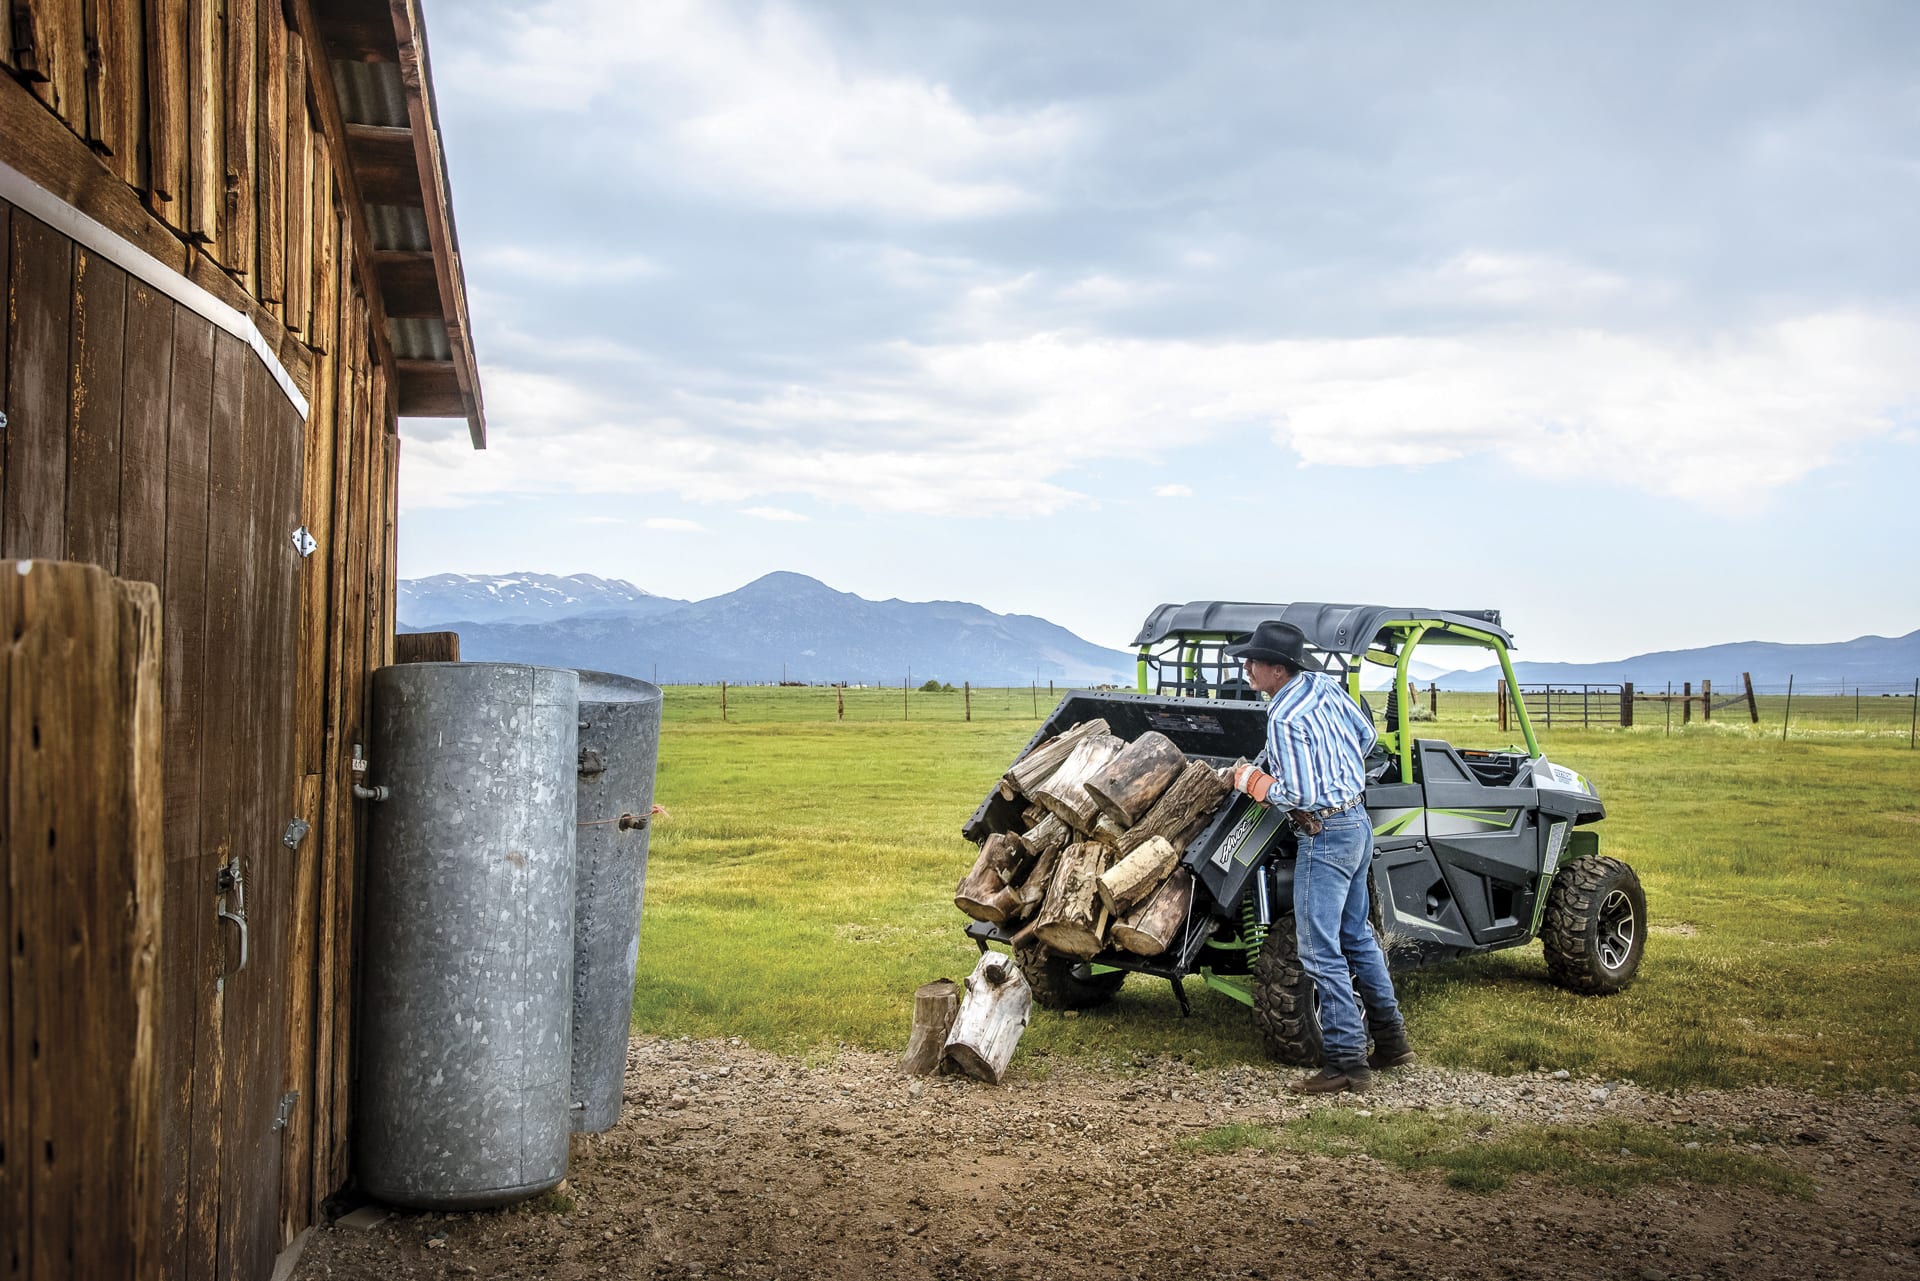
[219,0,256,279]
[143,0,188,218]
[0,196,11,544]
[283,38,310,334]
[186,0,223,244]
[115,280,173,586]
[95,0,146,189]
[64,247,128,569]
[255,0,286,308]
[2,562,164,1281]
[4,213,74,561]
[203,328,253,1281]
[12,0,86,124]
[307,144,333,353]
[159,310,219,1281]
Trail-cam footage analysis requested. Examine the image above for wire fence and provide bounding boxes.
[657,673,1920,748]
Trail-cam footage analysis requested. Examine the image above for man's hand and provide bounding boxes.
[1230,762,1277,804]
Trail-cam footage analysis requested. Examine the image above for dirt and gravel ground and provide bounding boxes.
[291,1035,1920,1281]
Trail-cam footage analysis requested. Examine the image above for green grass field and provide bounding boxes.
[633,685,1920,1090]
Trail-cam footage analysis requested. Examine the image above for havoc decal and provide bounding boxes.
[1211,804,1271,871]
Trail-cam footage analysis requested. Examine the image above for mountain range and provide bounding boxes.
[399,571,1138,686]
[398,572,1920,692]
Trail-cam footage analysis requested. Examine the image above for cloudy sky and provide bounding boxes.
[397,0,1919,661]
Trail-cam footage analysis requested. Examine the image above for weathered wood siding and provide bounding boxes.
[3,1,406,1272]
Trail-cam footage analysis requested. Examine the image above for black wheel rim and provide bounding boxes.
[1597,889,1636,971]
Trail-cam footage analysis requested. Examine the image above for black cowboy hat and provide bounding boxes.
[1223,619,1322,671]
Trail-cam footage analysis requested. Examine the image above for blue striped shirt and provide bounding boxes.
[1262,670,1376,811]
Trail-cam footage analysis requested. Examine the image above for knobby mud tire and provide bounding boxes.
[1014,943,1127,1011]
[1251,914,1323,1066]
[1541,853,1647,994]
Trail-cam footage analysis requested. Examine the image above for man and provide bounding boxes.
[1223,620,1414,1095]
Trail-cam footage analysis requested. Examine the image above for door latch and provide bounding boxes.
[216,859,249,983]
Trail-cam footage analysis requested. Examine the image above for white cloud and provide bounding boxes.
[403,309,1920,519]
[455,0,1079,220]
[744,506,809,522]
[643,517,705,532]
[1153,484,1193,498]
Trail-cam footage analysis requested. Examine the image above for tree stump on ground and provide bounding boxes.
[902,979,961,1075]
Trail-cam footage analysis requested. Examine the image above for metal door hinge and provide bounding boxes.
[292,526,317,557]
[283,818,311,850]
[273,1091,299,1131]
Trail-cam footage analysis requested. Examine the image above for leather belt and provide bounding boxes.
[1286,795,1362,837]
[1306,796,1364,820]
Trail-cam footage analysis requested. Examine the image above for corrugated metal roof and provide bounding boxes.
[389,316,453,362]
[365,203,432,253]
[331,57,410,128]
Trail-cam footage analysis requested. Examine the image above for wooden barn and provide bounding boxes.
[1,1,485,1276]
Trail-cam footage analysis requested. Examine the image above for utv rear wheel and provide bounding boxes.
[1014,943,1126,1010]
[1542,854,1646,994]
[1251,915,1322,1066]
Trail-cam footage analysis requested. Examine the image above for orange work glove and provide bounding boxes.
[1230,762,1277,804]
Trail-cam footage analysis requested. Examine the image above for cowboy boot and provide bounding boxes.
[1291,1063,1372,1095]
[1367,1020,1415,1070]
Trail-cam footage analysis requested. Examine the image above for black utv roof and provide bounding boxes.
[1131,602,1513,657]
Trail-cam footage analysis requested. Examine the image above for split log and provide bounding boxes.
[1032,843,1108,959]
[1016,812,1070,860]
[902,979,961,1075]
[1116,760,1233,858]
[1011,843,1063,918]
[1030,734,1124,833]
[1091,814,1127,847]
[1021,803,1048,829]
[1085,731,1186,826]
[1002,718,1112,797]
[955,834,1026,922]
[1097,835,1180,916]
[943,953,1032,1084]
[1112,868,1195,956]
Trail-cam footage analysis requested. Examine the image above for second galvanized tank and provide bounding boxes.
[571,670,663,1132]
[356,662,578,1210]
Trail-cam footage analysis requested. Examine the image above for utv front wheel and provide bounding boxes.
[1251,915,1322,1066]
[1014,943,1126,1010]
[1542,854,1646,994]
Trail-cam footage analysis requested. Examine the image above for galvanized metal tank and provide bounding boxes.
[571,670,663,1132]
[356,662,579,1210]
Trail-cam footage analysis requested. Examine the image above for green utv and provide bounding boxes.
[960,602,1647,1066]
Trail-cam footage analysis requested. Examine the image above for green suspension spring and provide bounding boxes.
[1240,885,1268,956]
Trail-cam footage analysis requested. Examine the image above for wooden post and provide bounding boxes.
[1702,678,1712,723]
[1781,675,1794,742]
[2,562,165,1281]
[393,630,459,663]
[1621,682,1634,728]
[837,684,844,721]
[904,673,909,720]
[1497,679,1507,733]
[720,680,727,722]
[965,681,971,722]
[1031,682,1037,716]
[1743,672,1759,724]
[1428,682,1437,717]
[1910,677,1917,750]
[1665,682,1672,736]
[1682,681,1692,725]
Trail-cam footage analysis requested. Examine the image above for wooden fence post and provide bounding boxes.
[1910,677,1917,749]
[1497,679,1508,733]
[720,680,727,722]
[964,681,971,722]
[1428,682,1437,717]
[2,562,164,1281]
[1743,672,1759,724]
[1781,675,1794,742]
[837,684,844,721]
[1682,681,1692,725]
[904,673,909,720]
[1621,682,1634,728]
[1702,678,1712,723]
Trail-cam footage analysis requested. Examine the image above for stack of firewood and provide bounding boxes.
[955,720,1232,960]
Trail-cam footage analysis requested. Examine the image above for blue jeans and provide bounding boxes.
[1292,806,1402,1068]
